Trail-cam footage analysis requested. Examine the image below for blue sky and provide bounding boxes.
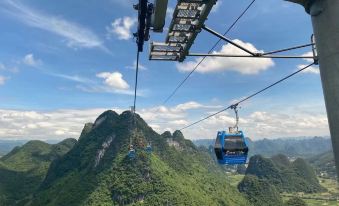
[0,0,330,140]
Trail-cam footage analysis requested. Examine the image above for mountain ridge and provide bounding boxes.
[26,110,250,206]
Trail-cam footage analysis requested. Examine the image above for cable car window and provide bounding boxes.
[215,134,222,148]
[224,136,247,150]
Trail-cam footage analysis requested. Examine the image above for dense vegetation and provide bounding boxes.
[0,139,76,205]
[6,110,249,206]
[284,197,307,206]
[238,175,283,206]
[308,150,337,179]
[245,155,325,193]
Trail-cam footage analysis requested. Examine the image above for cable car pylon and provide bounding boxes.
[286,0,339,181]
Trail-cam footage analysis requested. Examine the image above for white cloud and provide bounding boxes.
[48,71,141,96]
[175,102,204,111]
[0,64,5,71]
[138,101,224,136]
[23,53,41,66]
[76,84,140,96]
[106,17,137,40]
[302,51,315,63]
[0,76,7,85]
[138,100,329,140]
[126,60,148,71]
[297,52,319,74]
[0,102,330,141]
[96,71,130,90]
[169,119,189,126]
[180,108,329,140]
[211,1,222,13]
[174,101,221,111]
[109,0,134,8]
[2,0,104,50]
[299,64,320,74]
[139,101,222,124]
[177,39,274,74]
[0,62,19,73]
[0,108,122,140]
[50,73,93,84]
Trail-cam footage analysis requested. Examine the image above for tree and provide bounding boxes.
[285,197,307,206]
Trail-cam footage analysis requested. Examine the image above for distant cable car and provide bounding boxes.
[214,105,249,164]
[128,145,136,158]
[145,143,152,153]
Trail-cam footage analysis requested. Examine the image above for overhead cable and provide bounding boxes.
[179,62,316,131]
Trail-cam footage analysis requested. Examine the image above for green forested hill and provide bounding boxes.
[24,110,250,206]
[245,155,325,193]
[0,138,77,205]
[238,175,283,206]
[308,150,337,178]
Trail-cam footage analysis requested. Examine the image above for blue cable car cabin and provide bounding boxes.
[214,130,249,165]
[145,144,152,153]
[128,145,136,158]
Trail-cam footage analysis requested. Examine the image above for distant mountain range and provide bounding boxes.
[194,136,332,158]
[0,140,27,156]
[1,136,332,159]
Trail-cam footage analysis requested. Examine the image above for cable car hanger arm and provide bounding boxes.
[202,25,257,56]
[230,104,239,131]
[202,25,315,58]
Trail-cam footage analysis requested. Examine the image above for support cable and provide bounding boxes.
[262,43,314,56]
[179,62,315,131]
[130,49,140,147]
[133,50,140,116]
[133,49,140,127]
[187,53,314,59]
[162,0,257,105]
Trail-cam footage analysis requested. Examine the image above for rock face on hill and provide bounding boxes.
[2,110,249,206]
[245,154,325,193]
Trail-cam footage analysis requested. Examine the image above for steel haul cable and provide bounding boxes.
[179,62,316,131]
[130,49,140,147]
[133,50,140,118]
